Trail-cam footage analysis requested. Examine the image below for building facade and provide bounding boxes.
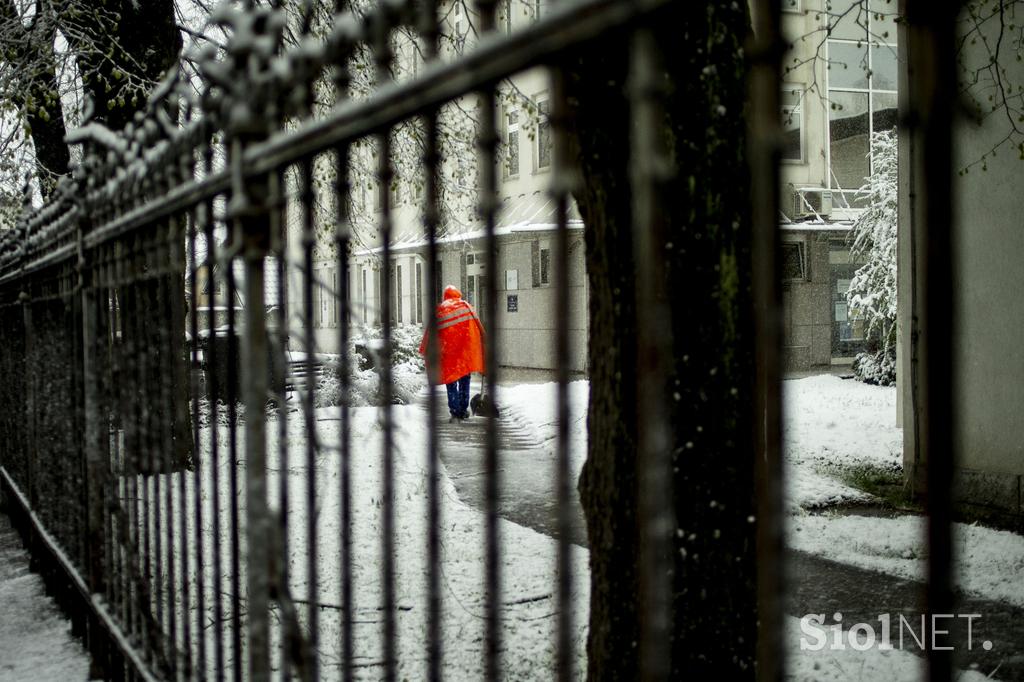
[778,0,899,369]
[294,0,898,375]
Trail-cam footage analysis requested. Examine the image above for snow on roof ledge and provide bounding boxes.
[354,191,584,256]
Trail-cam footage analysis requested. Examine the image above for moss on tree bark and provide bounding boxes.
[569,4,759,677]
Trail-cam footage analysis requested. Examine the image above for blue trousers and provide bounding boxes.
[446,374,471,418]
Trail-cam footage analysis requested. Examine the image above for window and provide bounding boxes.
[332,268,339,327]
[453,2,467,53]
[416,262,424,324]
[375,269,382,325]
[535,97,551,170]
[396,264,403,324]
[312,269,322,329]
[321,269,331,328]
[781,241,808,281]
[781,84,804,163]
[504,108,520,179]
[531,239,551,286]
[500,0,512,34]
[826,0,898,209]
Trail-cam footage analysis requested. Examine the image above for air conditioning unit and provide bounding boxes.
[793,187,833,219]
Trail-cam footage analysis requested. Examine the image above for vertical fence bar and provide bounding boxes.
[142,241,167,672]
[548,66,574,682]
[905,1,958,679]
[226,222,243,682]
[185,114,207,682]
[188,199,205,682]
[471,3,502,680]
[128,260,158,669]
[83,276,111,679]
[272,164,292,682]
[330,12,355,676]
[157,234,179,681]
[629,27,674,682]
[747,0,786,678]
[372,11,397,679]
[201,145,226,682]
[231,130,273,681]
[419,1,443,677]
[299,153,321,680]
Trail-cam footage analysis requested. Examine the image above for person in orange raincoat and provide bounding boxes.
[419,284,485,421]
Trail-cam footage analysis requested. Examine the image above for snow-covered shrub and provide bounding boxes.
[847,129,898,384]
[314,325,426,407]
[852,348,896,386]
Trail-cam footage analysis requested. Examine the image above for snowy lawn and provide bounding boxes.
[783,375,903,511]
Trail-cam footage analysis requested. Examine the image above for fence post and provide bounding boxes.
[73,144,112,677]
[81,281,112,679]
[219,9,280,675]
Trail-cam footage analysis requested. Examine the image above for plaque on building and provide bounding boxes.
[507,294,518,313]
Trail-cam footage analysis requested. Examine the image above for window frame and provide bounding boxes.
[396,263,403,325]
[533,94,551,173]
[781,82,806,165]
[824,7,898,212]
[539,239,551,286]
[500,0,512,34]
[780,238,809,282]
[504,105,520,180]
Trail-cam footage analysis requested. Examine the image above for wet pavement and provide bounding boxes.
[425,394,1024,680]
[428,396,589,548]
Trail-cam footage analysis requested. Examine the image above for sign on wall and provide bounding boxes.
[505,269,518,290]
[507,294,518,313]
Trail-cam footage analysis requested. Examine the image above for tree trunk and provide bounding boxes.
[570,4,759,677]
[75,0,182,131]
[0,1,71,198]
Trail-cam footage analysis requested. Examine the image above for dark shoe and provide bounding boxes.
[459,411,470,420]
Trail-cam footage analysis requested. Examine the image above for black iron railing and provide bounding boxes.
[0,0,959,680]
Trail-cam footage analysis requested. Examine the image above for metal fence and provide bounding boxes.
[0,0,959,680]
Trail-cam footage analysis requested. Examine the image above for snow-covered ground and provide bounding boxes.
[784,375,903,510]
[782,375,1024,612]
[0,514,90,681]
[3,373,1020,680]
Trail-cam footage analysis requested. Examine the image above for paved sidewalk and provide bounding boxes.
[424,397,1024,680]
[789,546,1024,679]
[0,507,90,681]
[425,391,588,548]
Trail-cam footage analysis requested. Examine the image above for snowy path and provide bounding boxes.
[0,509,90,682]
[789,545,1024,678]
[420,386,589,548]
